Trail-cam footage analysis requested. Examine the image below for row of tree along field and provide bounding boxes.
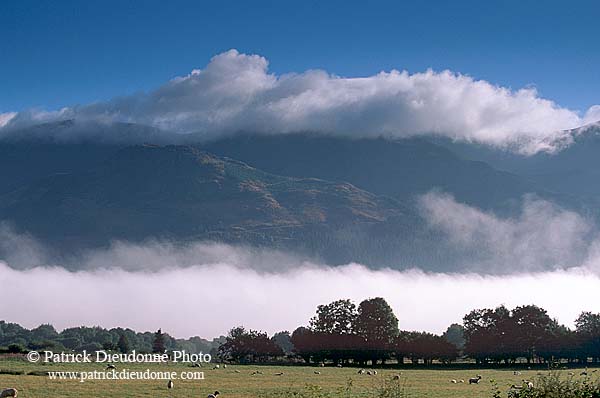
[2,298,599,366]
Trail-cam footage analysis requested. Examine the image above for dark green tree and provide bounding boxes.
[443,323,465,350]
[355,297,399,344]
[152,329,166,353]
[309,299,357,335]
[117,333,130,353]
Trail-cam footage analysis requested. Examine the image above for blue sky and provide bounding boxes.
[1,0,598,114]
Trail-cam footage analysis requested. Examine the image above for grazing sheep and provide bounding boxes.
[223,364,227,369]
[207,391,220,398]
[0,388,18,398]
[106,364,116,370]
[167,379,174,389]
[366,371,372,375]
[314,371,321,375]
[524,380,534,389]
[458,379,465,383]
[319,363,325,367]
[450,379,457,384]
[358,369,365,374]
[213,364,220,370]
[234,370,241,374]
[468,375,482,384]
[393,375,401,380]
[513,371,522,375]
[336,364,343,368]
[274,372,284,376]
[372,370,378,375]
[251,370,263,376]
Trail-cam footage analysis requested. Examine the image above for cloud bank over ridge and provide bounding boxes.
[2,50,599,154]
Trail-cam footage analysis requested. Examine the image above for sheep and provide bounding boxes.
[314,371,321,375]
[167,379,174,389]
[213,364,220,370]
[568,371,575,376]
[372,370,378,375]
[357,369,365,374]
[0,388,18,398]
[274,372,284,376]
[468,375,482,384]
[207,391,220,398]
[450,379,457,384]
[251,370,263,376]
[336,364,343,368]
[524,380,534,389]
[223,364,227,369]
[105,364,116,370]
[234,370,241,373]
[366,371,372,375]
[458,379,465,383]
[513,371,522,375]
[393,375,401,380]
[319,363,325,367]
[581,370,588,376]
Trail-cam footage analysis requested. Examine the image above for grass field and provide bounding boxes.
[0,356,596,397]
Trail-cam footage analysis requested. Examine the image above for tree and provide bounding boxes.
[309,299,357,335]
[512,305,554,362]
[30,324,58,341]
[355,298,399,345]
[117,333,130,353]
[219,326,283,363]
[575,311,600,363]
[355,298,399,364]
[152,329,166,353]
[271,331,294,354]
[443,323,465,350]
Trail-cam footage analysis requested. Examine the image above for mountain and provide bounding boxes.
[0,144,432,266]
[3,120,595,270]
[201,134,556,214]
[434,124,600,207]
[0,120,170,195]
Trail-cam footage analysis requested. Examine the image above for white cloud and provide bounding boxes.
[2,50,598,154]
[2,214,600,338]
[419,192,595,273]
[0,112,17,128]
[1,260,599,339]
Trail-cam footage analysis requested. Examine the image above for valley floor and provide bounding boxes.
[1,357,597,397]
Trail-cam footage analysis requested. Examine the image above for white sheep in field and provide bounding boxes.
[167,379,174,389]
[513,371,522,375]
[469,375,482,384]
[207,391,220,398]
[458,379,465,383]
[274,372,284,376]
[314,371,321,375]
[358,369,365,374]
[372,370,378,375]
[393,374,401,380]
[0,388,18,398]
[213,364,220,369]
[450,379,457,384]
